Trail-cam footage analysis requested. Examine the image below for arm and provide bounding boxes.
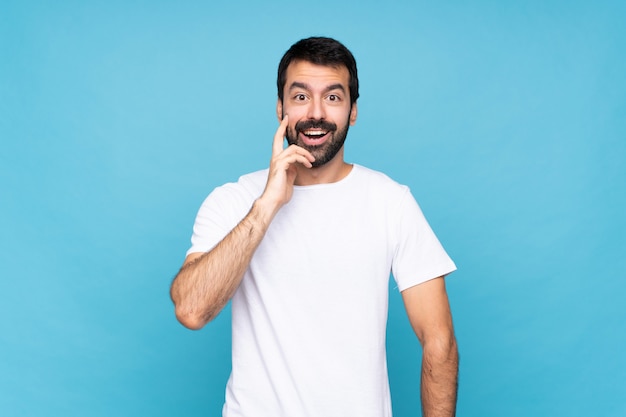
[170,116,314,330]
[170,199,275,329]
[402,276,458,417]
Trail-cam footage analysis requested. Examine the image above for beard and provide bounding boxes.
[284,115,351,168]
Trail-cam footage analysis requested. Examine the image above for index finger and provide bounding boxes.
[273,115,289,156]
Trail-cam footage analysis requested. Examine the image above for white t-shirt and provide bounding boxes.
[187,164,456,417]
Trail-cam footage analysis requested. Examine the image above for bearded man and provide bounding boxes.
[170,36,459,417]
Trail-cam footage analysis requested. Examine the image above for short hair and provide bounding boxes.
[277,37,359,105]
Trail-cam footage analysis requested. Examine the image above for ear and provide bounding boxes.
[276,99,283,122]
[349,102,358,126]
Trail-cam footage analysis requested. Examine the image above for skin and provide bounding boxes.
[403,278,459,417]
[278,60,358,184]
[170,60,458,416]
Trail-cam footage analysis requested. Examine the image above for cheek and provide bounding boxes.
[286,122,298,138]
[282,104,307,120]
[285,114,304,132]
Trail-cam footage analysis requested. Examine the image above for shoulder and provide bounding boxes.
[353,164,406,186]
[199,169,267,210]
[210,169,267,197]
[235,169,269,191]
[351,164,410,198]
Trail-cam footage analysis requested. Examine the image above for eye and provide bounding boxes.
[294,93,307,101]
[327,94,341,102]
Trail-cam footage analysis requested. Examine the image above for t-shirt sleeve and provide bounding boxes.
[186,185,251,257]
[391,188,457,291]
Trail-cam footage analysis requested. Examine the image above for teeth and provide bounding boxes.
[304,130,327,136]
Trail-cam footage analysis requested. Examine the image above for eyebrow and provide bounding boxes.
[289,82,346,94]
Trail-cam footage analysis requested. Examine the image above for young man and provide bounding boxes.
[170,37,458,417]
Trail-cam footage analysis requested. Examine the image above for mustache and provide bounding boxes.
[295,119,337,132]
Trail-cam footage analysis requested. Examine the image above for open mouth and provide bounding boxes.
[299,129,330,146]
[294,120,337,146]
[303,129,329,139]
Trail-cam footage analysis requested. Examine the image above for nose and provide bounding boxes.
[306,98,325,120]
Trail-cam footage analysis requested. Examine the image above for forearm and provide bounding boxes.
[421,337,459,417]
[171,116,313,329]
[170,198,276,329]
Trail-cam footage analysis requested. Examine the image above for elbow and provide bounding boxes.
[170,286,212,330]
[174,305,212,331]
[423,332,458,364]
[170,277,222,330]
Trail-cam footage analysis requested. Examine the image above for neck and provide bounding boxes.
[294,149,352,186]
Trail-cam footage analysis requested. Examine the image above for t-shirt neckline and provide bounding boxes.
[293,164,359,190]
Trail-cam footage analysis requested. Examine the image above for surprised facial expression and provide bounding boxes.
[278,61,358,167]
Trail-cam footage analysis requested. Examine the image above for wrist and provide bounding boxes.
[250,197,280,229]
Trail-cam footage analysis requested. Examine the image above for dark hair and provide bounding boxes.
[277,37,359,105]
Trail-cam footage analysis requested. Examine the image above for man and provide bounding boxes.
[170,37,458,417]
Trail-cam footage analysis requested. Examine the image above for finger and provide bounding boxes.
[272,115,289,156]
[285,144,315,163]
[276,153,313,169]
[274,147,314,168]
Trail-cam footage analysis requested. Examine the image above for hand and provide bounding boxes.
[259,115,315,210]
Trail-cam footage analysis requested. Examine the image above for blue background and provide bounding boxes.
[1,1,625,416]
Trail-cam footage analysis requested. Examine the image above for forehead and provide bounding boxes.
[285,60,350,90]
